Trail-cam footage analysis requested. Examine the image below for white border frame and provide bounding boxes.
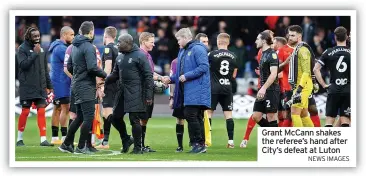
[9,10,356,167]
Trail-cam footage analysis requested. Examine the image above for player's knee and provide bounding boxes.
[37,104,46,108]
[176,118,184,125]
[140,119,148,126]
[21,107,30,115]
[308,105,318,116]
[252,112,262,122]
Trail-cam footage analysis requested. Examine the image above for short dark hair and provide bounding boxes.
[334,26,348,42]
[195,33,207,40]
[288,25,303,34]
[259,31,273,45]
[79,21,94,35]
[24,27,39,41]
[274,36,287,45]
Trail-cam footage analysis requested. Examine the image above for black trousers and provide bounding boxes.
[184,105,204,145]
[129,112,145,150]
[111,93,130,145]
[64,100,95,148]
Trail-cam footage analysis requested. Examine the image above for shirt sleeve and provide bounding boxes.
[269,52,279,67]
[317,49,328,66]
[103,46,114,61]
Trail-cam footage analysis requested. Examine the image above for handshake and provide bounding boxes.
[161,75,187,84]
[161,76,171,84]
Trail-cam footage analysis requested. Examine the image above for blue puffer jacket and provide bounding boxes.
[49,39,70,99]
[170,40,211,109]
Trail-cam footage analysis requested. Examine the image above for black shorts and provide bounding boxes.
[70,93,76,113]
[211,93,233,111]
[102,84,118,108]
[53,97,70,106]
[172,107,185,119]
[326,93,351,118]
[278,92,286,111]
[142,103,154,120]
[20,98,47,108]
[253,90,280,114]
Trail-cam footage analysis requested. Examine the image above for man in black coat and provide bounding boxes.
[105,33,154,154]
[58,21,107,154]
[16,27,54,147]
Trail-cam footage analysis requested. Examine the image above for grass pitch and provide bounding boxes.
[14,116,258,161]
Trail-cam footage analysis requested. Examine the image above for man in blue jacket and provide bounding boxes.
[164,28,211,153]
[49,26,74,145]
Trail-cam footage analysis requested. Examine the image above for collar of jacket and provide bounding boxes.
[120,43,140,54]
[183,39,198,50]
[24,40,35,48]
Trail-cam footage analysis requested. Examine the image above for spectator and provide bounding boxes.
[275,16,291,37]
[302,16,316,44]
[229,38,247,78]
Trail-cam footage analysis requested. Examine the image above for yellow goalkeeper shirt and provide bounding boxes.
[296,46,312,89]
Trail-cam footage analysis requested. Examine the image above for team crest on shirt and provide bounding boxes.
[105,48,110,54]
[128,58,132,63]
[188,51,192,56]
[272,53,277,59]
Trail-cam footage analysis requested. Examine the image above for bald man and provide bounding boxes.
[105,34,153,154]
[49,26,74,145]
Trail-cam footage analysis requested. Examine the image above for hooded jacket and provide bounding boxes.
[49,39,71,99]
[16,40,53,101]
[70,35,107,104]
[105,44,153,112]
[170,40,211,109]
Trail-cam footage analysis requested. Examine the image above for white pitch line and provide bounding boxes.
[15,155,195,161]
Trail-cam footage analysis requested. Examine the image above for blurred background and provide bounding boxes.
[14,16,351,118]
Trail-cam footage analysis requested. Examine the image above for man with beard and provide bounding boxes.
[58,21,107,154]
[16,27,54,147]
[105,33,153,154]
[49,26,74,145]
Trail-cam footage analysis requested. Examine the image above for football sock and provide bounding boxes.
[310,115,321,127]
[176,124,184,148]
[52,126,59,138]
[257,117,269,127]
[244,115,256,140]
[40,136,47,143]
[37,108,47,137]
[18,108,30,132]
[269,120,278,127]
[291,114,303,127]
[301,116,314,127]
[141,125,146,147]
[61,127,67,137]
[17,131,23,141]
[226,118,234,140]
[103,115,112,143]
[278,112,284,127]
[283,118,292,127]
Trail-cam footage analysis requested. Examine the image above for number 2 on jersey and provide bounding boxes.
[220,60,229,75]
[336,56,347,73]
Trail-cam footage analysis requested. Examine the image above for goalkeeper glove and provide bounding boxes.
[292,86,303,104]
